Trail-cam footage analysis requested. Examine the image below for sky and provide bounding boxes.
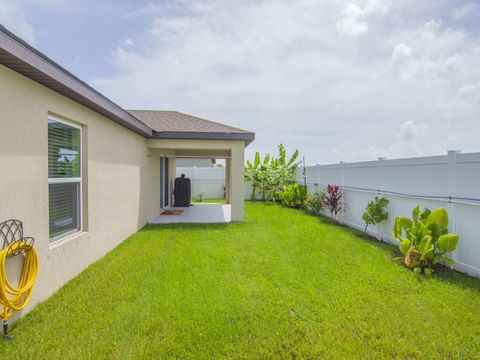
[1,0,480,165]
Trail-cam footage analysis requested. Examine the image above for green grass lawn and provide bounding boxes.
[191,198,225,203]
[2,202,480,359]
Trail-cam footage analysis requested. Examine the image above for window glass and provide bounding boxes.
[48,118,82,242]
[48,119,81,178]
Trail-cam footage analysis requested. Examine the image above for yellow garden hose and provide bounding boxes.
[0,241,38,338]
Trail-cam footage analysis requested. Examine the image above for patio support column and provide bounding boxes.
[230,144,244,221]
[225,158,231,204]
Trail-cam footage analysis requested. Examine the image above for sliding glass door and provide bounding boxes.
[160,156,169,209]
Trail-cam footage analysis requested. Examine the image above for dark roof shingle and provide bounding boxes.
[128,110,255,143]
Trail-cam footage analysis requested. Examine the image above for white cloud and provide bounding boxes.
[392,43,412,60]
[337,3,368,36]
[93,0,480,163]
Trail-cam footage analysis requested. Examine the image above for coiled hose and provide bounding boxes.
[0,241,38,337]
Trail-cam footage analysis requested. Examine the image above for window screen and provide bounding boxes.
[48,118,82,242]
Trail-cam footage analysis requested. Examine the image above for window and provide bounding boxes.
[48,117,82,243]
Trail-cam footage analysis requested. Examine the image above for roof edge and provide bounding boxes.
[153,131,255,144]
[129,109,253,135]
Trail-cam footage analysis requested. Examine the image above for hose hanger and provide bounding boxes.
[0,220,38,340]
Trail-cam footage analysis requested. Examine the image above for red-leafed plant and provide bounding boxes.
[324,184,343,219]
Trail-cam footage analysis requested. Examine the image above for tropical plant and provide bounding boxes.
[245,152,270,200]
[244,154,259,199]
[278,183,307,208]
[264,158,281,201]
[324,184,343,219]
[362,196,389,231]
[257,156,272,201]
[275,144,301,188]
[304,190,325,216]
[393,206,460,274]
[245,144,301,202]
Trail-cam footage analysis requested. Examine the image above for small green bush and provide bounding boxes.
[362,196,389,231]
[303,191,325,216]
[278,183,307,208]
[393,206,460,274]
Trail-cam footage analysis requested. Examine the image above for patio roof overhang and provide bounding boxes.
[152,131,254,145]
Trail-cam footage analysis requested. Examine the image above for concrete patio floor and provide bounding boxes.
[151,203,231,224]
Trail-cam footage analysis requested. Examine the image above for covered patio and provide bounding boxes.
[129,110,254,222]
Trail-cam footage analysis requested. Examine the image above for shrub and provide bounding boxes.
[304,191,325,216]
[278,184,307,208]
[362,196,389,231]
[324,184,343,219]
[393,206,460,275]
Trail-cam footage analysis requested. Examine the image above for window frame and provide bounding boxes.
[48,115,83,244]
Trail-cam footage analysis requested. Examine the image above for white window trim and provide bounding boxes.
[48,115,83,245]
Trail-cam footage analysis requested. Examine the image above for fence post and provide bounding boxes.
[339,161,345,224]
[193,166,198,199]
[377,157,386,241]
[447,150,461,263]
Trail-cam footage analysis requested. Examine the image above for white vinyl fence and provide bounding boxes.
[298,150,480,277]
[176,167,226,199]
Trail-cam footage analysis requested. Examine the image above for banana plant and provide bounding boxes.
[393,206,460,275]
[256,153,271,201]
[276,144,301,188]
[245,152,270,200]
[245,152,260,199]
[266,144,301,200]
[265,159,280,201]
[245,144,301,202]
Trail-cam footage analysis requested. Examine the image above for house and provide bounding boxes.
[0,25,254,315]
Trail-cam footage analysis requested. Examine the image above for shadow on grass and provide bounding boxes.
[141,222,232,232]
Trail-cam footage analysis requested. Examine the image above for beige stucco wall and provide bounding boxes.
[147,139,245,221]
[0,64,160,319]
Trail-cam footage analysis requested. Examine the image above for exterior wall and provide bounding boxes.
[0,64,160,319]
[176,167,226,199]
[230,145,245,221]
[298,151,480,277]
[147,139,245,221]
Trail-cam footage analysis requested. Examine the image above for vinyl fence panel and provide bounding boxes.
[300,151,480,277]
[176,167,226,199]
